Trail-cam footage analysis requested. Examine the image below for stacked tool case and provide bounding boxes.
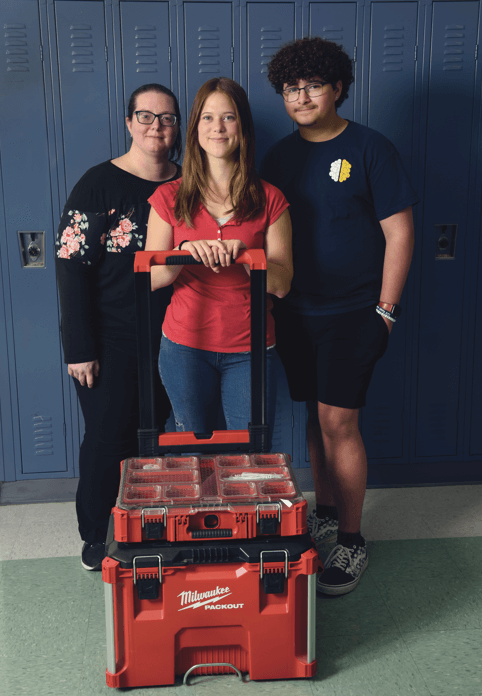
[102,250,320,688]
[111,453,308,543]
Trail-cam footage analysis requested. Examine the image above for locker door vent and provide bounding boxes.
[4,23,29,73]
[133,25,160,74]
[442,24,466,72]
[321,24,344,42]
[259,26,284,74]
[33,415,54,457]
[198,24,223,74]
[70,24,94,73]
[381,25,409,73]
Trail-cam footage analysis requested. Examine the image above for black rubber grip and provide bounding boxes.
[165,255,203,265]
[191,529,233,538]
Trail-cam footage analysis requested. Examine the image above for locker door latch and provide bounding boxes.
[141,507,166,540]
[435,224,457,260]
[256,503,281,534]
[133,555,162,600]
[18,231,46,268]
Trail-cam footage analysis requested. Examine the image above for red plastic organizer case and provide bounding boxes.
[112,452,308,543]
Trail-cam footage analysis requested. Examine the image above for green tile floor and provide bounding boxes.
[1,486,481,695]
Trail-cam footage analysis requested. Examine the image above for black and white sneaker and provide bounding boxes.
[317,542,368,596]
[81,542,105,571]
[307,510,338,545]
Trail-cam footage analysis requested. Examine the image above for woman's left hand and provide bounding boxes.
[218,239,247,266]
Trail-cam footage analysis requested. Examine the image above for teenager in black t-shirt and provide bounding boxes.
[261,37,418,596]
[55,84,182,571]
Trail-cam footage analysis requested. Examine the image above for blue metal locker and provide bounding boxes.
[308,2,358,122]
[0,0,68,476]
[54,0,112,194]
[244,2,296,164]
[181,2,235,121]
[361,1,418,460]
[119,1,172,151]
[415,0,479,458]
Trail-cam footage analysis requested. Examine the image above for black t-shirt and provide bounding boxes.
[260,121,419,314]
[55,160,181,363]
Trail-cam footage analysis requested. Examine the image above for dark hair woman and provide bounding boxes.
[146,77,293,440]
[55,83,182,571]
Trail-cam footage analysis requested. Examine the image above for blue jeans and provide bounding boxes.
[159,335,279,444]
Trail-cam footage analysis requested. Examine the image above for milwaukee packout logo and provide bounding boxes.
[178,586,244,611]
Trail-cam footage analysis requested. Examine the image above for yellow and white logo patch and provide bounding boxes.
[329,159,352,182]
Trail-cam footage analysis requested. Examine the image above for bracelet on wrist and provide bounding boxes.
[376,305,396,322]
[178,239,189,250]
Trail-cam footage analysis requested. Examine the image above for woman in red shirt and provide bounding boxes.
[146,77,292,437]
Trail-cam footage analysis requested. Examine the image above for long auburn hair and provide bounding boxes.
[174,77,266,227]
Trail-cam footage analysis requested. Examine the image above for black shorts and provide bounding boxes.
[273,302,389,409]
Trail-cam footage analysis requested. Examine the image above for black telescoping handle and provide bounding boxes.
[134,249,269,456]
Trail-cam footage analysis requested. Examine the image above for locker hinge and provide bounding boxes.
[291,415,294,429]
[353,46,357,62]
[169,46,171,62]
[231,47,234,62]
[476,45,479,61]
[105,46,108,62]
[414,45,418,61]
[40,44,43,62]
[63,423,66,438]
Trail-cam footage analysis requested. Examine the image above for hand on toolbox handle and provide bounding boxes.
[134,247,268,272]
[175,239,247,274]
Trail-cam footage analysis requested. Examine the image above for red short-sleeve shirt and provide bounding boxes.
[148,179,289,352]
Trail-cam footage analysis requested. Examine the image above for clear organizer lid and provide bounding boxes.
[116,453,304,511]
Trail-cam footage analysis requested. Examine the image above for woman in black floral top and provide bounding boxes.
[55,84,182,571]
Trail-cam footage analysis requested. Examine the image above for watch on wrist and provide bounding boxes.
[378,302,402,320]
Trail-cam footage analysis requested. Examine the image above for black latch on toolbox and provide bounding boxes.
[136,573,160,600]
[133,555,162,600]
[262,569,285,594]
[257,503,282,534]
[259,549,289,595]
[141,508,166,540]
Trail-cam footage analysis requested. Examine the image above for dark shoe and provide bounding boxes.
[317,541,368,596]
[81,542,105,571]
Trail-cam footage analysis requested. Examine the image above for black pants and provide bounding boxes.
[74,342,170,543]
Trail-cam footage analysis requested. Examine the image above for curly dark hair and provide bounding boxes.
[267,37,354,109]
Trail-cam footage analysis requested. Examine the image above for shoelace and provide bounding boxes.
[326,544,363,577]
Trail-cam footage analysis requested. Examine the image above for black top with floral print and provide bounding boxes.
[55,160,181,364]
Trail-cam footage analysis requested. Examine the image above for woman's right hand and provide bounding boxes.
[180,239,233,273]
[68,360,100,388]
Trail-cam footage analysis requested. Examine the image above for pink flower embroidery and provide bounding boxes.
[73,213,82,222]
[117,234,131,248]
[68,239,80,253]
[108,209,115,216]
[59,246,70,259]
[100,233,106,245]
[120,218,133,233]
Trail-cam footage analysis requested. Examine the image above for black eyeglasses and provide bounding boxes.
[281,83,329,102]
[135,111,177,126]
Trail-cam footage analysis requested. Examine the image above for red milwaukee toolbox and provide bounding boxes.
[103,517,319,688]
[111,452,307,543]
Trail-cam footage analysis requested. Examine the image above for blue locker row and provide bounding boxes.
[0,0,481,484]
